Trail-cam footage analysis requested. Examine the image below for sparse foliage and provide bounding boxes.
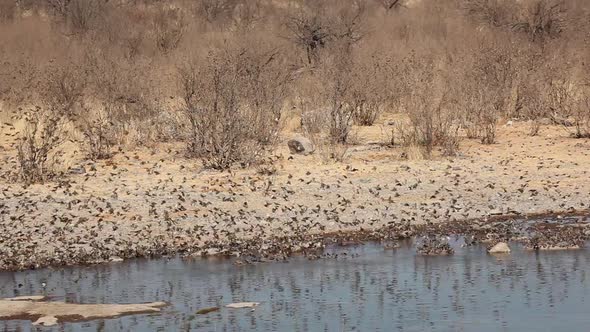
[153,7,186,54]
[2,0,590,183]
[78,104,115,160]
[178,44,289,169]
[0,0,16,22]
[16,107,66,185]
[512,0,567,43]
[378,0,406,12]
[286,13,331,65]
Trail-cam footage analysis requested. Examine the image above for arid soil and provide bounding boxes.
[1,121,590,270]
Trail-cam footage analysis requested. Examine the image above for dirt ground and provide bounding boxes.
[1,117,589,270]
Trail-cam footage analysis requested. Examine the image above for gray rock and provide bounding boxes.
[288,137,315,155]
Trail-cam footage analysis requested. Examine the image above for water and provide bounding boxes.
[1,240,589,331]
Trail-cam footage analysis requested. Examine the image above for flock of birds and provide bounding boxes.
[0,120,590,270]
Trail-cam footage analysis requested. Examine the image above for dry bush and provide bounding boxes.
[294,48,357,146]
[285,0,365,66]
[463,0,514,27]
[45,0,70,17]
[377,0,407,12]
[67,0,104,33]
[395,52,462,157]
[551,80,590,138]
[40,55,125,159]
[512,0,567,43]
[45,0,105,34]
[456,33,517,144]
[82,45,168,148]
[195,0,240,25]
[285,10,332,65]
[153,6,186,54]
[459,82,501,144]
[351,55,389,126]
[0,55,40,108]
[15,107,66,185]
[77,104,115,160]
[568,94,590,138]
[515,78,549,136]
[318,51,357,144]
[178,44,290,169]
[231,1,263,31]
[300,105,329,138]
[0,1,16,22]
[3,0,590,172]
[42,63,87,119]
[546,78,574,123]
[464,0,567,43]
[330,0,367,50]
[460,84,500,144]
[400,93,462,157]
[318,141,349,163]
[98,5,148,59]
[299,105,350,163]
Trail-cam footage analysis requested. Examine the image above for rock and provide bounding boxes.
[226,302,260,309]
[287,137,314,155]
[204,248,220,256]
[33,315,58,326]
[488,242,511,254]
[0,298,167,327]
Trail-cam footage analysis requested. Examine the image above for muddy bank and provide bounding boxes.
[194,211,590,262]
[2,208,589,271]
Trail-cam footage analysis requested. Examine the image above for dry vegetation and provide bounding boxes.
[1,0,590,183]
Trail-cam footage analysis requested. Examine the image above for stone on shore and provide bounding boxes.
[488,242,511,254]
[287,137,314,155]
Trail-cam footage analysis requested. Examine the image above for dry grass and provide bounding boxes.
[0,0,589,183]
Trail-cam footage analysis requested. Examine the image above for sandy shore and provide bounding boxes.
[1,123,590,270]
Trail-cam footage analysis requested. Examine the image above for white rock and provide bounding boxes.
[488,242,511,254]
[226,302,260,309]
[33,315,58,326]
